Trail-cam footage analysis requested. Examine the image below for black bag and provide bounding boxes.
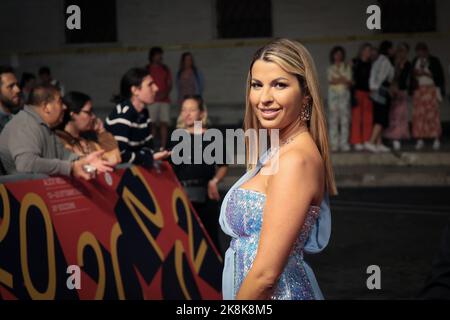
[370,81,391,107]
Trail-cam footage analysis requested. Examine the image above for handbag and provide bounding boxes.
[370,81,391,106]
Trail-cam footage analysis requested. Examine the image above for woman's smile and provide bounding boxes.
[258,107,282,120]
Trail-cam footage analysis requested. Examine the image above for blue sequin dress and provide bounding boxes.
[219,149,331,300]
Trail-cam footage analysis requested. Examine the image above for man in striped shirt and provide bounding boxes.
[105,68,170,167]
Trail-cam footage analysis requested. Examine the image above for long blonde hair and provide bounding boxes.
[244,38,337,196]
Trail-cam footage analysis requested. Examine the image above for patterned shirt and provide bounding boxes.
[104,100,154,167]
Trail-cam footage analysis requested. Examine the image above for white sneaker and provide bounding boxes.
[341,144,351,152]
[393,140,401,151]
[415,139,424,150]
[432,139,440,151]
[377,144,391,153]
[364,142,378,153]
[354,143,364,151]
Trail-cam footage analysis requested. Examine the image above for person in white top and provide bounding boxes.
[327,46,352,152]
[364,41,395,153]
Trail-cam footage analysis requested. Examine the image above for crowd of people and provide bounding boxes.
[0,41,447,250]
[0,48,224,249]
[1,38,449,300]
[327,41,446,152]
[0,48,210,169]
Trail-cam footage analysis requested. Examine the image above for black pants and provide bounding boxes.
[192,199,221,251]
[373,100,390,128]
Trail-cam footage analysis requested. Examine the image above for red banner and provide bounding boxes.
[0,163,222,300]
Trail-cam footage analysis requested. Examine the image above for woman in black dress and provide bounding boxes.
[169,95,228,251]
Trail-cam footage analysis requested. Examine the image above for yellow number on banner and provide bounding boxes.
[171,188,207,274]
[110,223,125,300]
[0,185,13,289]
[174,240,192,299]
[77,232,106,300]
[122,167,165,260]
[20,193,56,300]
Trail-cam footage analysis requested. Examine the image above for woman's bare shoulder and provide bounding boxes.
[265,144,321,183]
[268,138,325,201]
[263,145,324,207]
[281,137,323,170]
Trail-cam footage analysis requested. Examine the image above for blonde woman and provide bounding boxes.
[169,95,228,250]
[411,42,445,150]
[219,39,337,300]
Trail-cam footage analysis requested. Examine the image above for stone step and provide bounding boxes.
[226,151,450,167]
[331,151,450,166]
[218,151,450,189]
[219,167,450,188]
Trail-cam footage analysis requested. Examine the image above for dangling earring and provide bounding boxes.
[300,103,312,121]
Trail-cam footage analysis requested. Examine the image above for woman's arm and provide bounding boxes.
[236,151,322,299]
[208,165,228,200]
[212,165,228,183]
[343,64,353,87]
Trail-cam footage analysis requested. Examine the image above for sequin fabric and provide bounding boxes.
[225,187,320,300]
